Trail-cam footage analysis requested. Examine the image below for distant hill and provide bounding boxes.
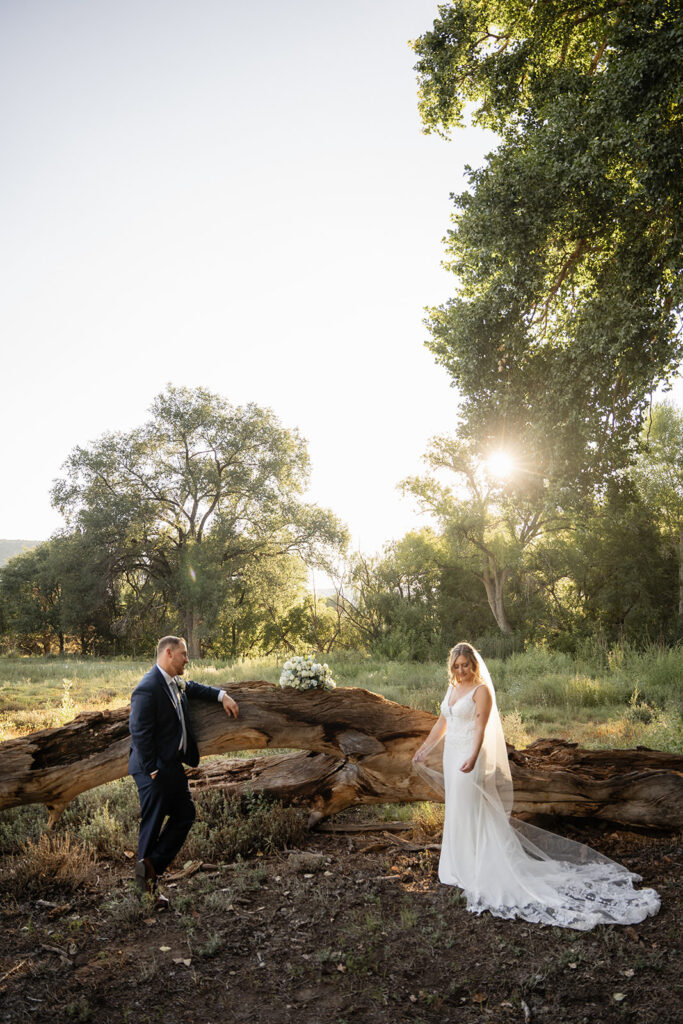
[0,539,41,566]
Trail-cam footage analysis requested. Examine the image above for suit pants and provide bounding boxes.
[132,760,196,875]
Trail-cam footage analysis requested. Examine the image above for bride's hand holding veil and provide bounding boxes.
[412,713,446,764]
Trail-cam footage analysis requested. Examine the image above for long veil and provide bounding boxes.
[414,650,660,891]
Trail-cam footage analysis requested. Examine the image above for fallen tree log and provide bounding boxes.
[0,681,680,829]
[185,740,683,829]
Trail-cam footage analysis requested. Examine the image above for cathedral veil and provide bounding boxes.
[413,648,661,927]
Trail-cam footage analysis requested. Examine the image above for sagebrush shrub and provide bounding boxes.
[77,802,125,857]
[0,804,48,855]
[182,791,306,863]
[1,833,93,898]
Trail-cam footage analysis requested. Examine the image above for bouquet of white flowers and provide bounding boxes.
[279,655,336,691]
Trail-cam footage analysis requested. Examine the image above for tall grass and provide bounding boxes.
[0,644,681,750]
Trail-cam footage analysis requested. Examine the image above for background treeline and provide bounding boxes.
[3,3,682,662]
[0,389,680,662]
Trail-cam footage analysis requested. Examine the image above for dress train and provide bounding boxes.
[434,688,660,931]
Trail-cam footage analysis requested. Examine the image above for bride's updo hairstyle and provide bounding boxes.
[447,642,481,687]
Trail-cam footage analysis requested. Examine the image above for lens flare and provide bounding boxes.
[188,565,197,583]
[486,450,515,479]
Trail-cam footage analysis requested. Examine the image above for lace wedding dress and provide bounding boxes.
[418,660,660,931]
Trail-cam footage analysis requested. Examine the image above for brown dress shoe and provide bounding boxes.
[135,857,157,894]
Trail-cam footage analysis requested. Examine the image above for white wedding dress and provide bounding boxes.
[419,666,660,931]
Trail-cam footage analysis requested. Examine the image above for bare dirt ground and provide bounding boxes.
[0,819,680,1024]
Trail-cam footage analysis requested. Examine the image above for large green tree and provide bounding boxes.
[402,434,564,634]
[0,533,114,654]
[344,531,446,658]
[0,542,63,654]
[205,553,309,659]
[414,0,682,486]
[522,479,676,647]
[633,402,683,619]
[52,386,347,657]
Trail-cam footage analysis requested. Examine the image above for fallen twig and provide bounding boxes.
[0,960,28,985]
[315,821,414,834]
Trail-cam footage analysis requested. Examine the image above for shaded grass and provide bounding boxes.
[0,782,306,868]
[182,790,307,862]
[0,777,141,858]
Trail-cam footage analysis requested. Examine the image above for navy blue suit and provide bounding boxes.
[129,665,221,874]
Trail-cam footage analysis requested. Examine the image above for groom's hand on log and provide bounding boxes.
[221,693,239,719]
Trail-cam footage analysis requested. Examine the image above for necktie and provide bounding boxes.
[171,678,188,755]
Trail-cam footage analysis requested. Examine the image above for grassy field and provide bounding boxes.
[0,645,681,751]
[0,647,680,1023]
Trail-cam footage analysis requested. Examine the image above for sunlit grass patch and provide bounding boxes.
[0,659,145,737]
[376,802,417,822]
[594,694,683,754]
[1,645,681,750]
[412,801,445,838]
[501,709,533,749]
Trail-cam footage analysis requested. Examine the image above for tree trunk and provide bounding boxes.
[0,682,680,829]
[185,610,201,659]
[481,564,513,633]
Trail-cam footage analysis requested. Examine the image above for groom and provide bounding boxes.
[128,635,239,900]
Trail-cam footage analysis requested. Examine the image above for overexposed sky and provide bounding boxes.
[2,1,680,553]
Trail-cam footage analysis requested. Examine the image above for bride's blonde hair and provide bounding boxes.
[447,642,481,687]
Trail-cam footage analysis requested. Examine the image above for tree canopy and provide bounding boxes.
[413,0,683,486]
[50,386,347,656]
[402,433,565,633]
[633,402,683,616]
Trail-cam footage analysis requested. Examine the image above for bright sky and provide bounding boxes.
[2,1,680,554]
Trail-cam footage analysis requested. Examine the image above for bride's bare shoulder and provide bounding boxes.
[472,683,492,707]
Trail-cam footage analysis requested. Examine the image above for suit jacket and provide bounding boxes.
[128,665,221,776]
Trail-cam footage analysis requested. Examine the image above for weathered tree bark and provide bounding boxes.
[184,611,202,659]
[185,738,683,829]
[506,738,683,827]
[481,563,513,634]
[0,682,680,828]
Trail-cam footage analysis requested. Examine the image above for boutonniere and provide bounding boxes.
[175,677,187,694]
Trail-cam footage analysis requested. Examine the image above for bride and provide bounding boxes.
[412,642,660,930]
